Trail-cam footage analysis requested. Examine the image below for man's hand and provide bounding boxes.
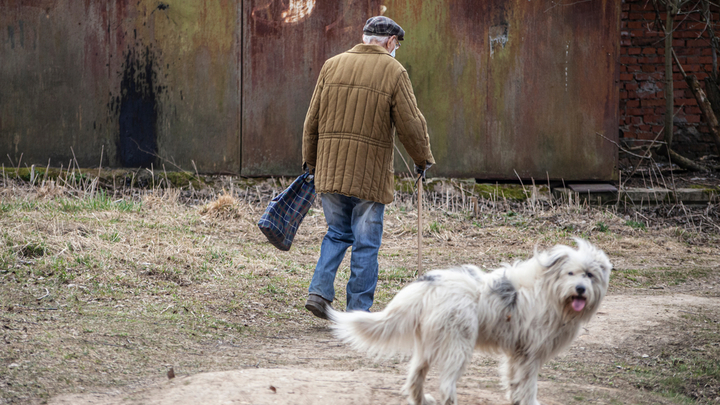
[303,162,316,175]
[414,162,432,181]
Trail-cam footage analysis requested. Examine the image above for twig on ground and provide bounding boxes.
[13,304,59,311]
[36,288,50,301]
[0,317,40,325]
[618,129,666,190]
[131,139,189,174]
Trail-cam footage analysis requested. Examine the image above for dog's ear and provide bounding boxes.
[573,237,613,279]
[597,253,613,279]
[539,245,571,269]
[572,237,592,252]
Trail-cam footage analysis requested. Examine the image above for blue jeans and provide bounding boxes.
[308,193,385,311]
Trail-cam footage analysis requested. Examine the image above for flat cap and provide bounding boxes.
[363,16,404,41]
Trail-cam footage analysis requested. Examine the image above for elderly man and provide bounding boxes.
[302,16,435,319]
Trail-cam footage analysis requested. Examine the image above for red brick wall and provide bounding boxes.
[620,0,718,157]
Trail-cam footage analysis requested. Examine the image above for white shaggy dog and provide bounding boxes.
[328,239,612,405]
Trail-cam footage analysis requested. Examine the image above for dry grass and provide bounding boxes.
[199,192,241,219]
[0,174,719,404]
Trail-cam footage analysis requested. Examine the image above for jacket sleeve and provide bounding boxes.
[391,71,436,167]
[302,63,327,168]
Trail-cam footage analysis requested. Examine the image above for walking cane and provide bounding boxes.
[417,172,423,276]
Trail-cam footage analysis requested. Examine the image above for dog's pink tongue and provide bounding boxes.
[572,298,586,312]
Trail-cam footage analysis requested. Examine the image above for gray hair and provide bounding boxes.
[362,34,390,46]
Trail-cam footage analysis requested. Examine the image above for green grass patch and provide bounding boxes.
[20,241,47,258]
[378,267,416,282]
[623,311,720,403]
[429,221,442,233]
[57,190,141,213]
[625,220,647,231]
[595,221,610,232]
[612,266,712,288]
[473,183,529,201]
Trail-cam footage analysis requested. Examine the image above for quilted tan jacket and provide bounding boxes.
[302,44,435,205]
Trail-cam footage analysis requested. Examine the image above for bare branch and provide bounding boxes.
[595,132,662,159]
[129,139,194,174]
[668,148,711,171]
[672,48,688,79]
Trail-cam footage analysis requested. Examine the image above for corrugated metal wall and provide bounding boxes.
[241,0,381,176]
[0,0,620,180]
[1,0,241,172]
[385,0,621,180]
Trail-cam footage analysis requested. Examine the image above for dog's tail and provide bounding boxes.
[328,282,427,358]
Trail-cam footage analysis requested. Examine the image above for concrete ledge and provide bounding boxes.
[553,186,719,205]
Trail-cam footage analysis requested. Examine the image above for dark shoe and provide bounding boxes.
[305,294,332,320]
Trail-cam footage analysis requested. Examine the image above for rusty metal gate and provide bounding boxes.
[241,0,380,176]
[1,0,241,173]
[1,0,620,180]
[381,0,621,180]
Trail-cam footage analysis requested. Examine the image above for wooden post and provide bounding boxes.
[417,174,423,276]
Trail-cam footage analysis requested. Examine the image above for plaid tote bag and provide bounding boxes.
[257,172,316,251]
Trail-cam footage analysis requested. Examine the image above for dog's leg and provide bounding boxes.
[402,350,434,405]
[435,343,473,405]
[504,356,541,405]
[499,354,515,395]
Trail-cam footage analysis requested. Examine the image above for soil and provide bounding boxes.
[47,294,720,405]
[1,176,719,405]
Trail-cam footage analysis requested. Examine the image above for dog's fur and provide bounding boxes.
[328,239,612,405]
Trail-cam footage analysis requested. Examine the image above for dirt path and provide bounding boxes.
[49,293,719,405]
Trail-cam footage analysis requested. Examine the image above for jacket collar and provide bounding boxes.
[348,43,390,55]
